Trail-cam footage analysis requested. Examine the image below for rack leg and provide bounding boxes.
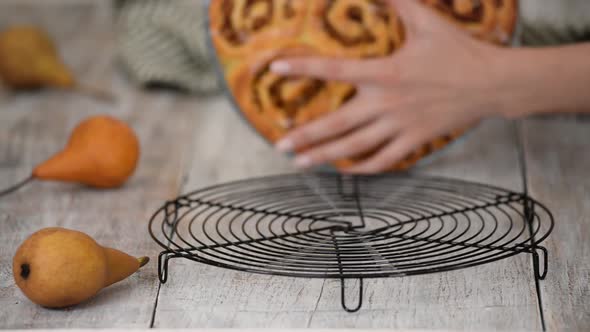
[521,194,549,331]
[340,278,364,313]
[522,195,549,280]
[532,246,549,280]
[158,251,179,284]
[337,174,357,201]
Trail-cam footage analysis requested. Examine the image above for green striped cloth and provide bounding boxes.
[519,0,590,46]
[116,0,220,94]
[115,0,590,94]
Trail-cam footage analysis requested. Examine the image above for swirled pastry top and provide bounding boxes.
[209,0,518,171]
[423,0,517,44]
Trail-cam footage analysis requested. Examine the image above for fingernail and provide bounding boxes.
[294,155,313,169]
[275,138,294,152]
[270,61,291,74]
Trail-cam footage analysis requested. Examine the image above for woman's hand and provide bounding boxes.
[271,0,510,174]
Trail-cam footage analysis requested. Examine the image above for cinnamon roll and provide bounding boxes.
[422,0,518,44]
[307,0,404,58]
[209,0,518,171]
[209,0,309,60]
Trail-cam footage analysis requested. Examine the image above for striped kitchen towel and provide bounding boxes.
[115,0,590,94]
[519,0,590,46]
[116,0,221,94]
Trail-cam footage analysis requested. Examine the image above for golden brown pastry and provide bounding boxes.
[307,0,404,58]
[422,0,518,44]
[209,0,518,171]
[209,0,309,60]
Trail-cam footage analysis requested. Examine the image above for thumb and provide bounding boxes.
[388,0,445,37]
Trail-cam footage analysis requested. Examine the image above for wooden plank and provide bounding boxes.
[522,117,590,331]
[153,95,541,329]
[0,3,195,328]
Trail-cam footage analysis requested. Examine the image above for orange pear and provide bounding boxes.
[32,115,140,188]
[13,227,149,308]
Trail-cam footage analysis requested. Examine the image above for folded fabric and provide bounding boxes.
[116,0,221,94]
[519,0,590,46]
[115,0,590,94]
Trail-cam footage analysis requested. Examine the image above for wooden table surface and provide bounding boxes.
[0,2,588,331]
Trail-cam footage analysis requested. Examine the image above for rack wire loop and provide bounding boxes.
[533,246,549,280]
[341,278,364,313]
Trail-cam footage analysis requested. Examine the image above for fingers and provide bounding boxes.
[343,131,425,174]
[271,57,389,84]
[293,118,398,169]
[275,97,385,153]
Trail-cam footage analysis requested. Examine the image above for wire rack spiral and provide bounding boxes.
[149,173,553,312]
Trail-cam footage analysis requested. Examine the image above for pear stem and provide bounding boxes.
[75,83,117,103]
[0,175,34,198]
[138,256,150,268]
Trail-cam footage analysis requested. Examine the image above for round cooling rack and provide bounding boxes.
[148,173,553,312]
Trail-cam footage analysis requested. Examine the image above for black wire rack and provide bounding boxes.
[148,173,553,312]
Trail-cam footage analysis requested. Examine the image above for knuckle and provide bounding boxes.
[329,114,353,130]
[311,150,327,162]
[292,130,312,146]
[288,60,305,73]
[293,59,323,75]
[373,161,390,173]
[314,145,339,162]
[360,162,382,174]
[383,114,398,127]
[392,65,405,82]
[349,136,371,152]
[374,94,393,111]
[374,70,392,83]
[326,62,343,76]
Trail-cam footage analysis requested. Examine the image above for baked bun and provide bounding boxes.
[422,0,518,44]
[209,0,308,60]
[209,0,518,171]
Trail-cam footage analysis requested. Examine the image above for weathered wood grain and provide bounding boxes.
[0,3,197,328]
[522,117,590,332]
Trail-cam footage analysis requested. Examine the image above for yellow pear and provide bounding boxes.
[0,25,75,89]
[13,228,149,308]
[0,25,114,101]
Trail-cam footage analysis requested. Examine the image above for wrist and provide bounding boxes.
[487,47,543,118]
[489,44,590,118]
